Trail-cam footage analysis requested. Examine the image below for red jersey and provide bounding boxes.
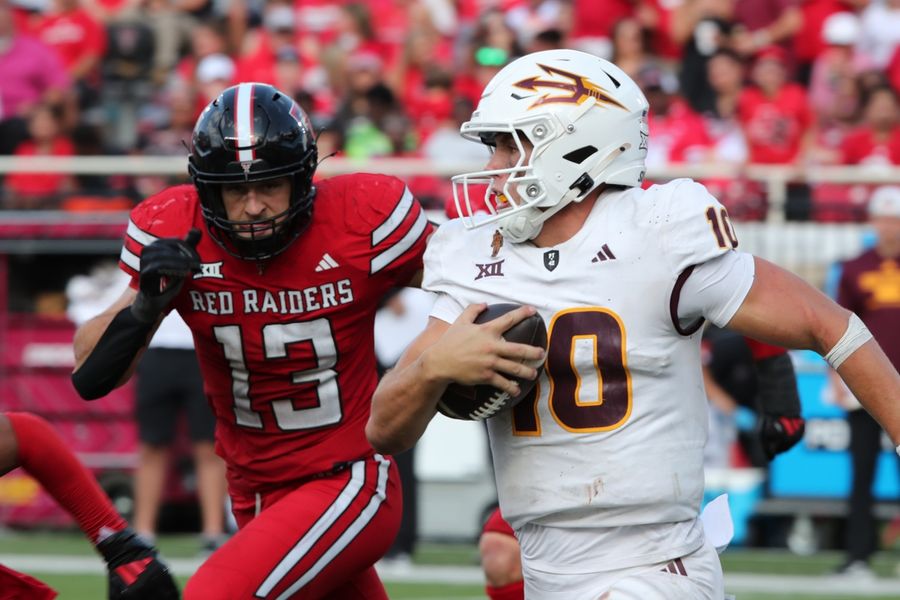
[6,138,74,197]
[738,84,812,164]
[839,127,900,166]
[119,174,432,494]
[33,9,106,74]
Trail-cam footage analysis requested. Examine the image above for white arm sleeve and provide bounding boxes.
[676,251,755,328]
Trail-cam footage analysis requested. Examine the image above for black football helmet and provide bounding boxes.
[188,83,318,261]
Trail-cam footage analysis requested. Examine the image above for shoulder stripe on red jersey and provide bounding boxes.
[254,454,391,598]
[372,186,414,245]
[119,219,161,273]
[370,210,428,274]
[370,187,428,274]
[235,83,256,164]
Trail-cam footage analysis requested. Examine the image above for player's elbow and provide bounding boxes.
[71,367,114,400]
[808,303,854,357]
[365,416,415,456]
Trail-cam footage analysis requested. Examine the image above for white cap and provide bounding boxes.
[869,186,900,218]
[265,5,295,31]
[823,12,860,46]
[196,53,235,84]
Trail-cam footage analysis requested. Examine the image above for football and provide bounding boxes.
[437,303,548,421]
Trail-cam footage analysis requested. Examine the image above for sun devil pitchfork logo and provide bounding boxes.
[513,64,627,111]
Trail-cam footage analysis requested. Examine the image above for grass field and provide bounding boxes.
[2,531,899,599]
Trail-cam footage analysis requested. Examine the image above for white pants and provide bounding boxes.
[523,537,724,600]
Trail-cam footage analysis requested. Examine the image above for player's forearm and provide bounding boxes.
[367,353,447,455]
[73,310,118,369]
[835,341,900,444]
[72,307,155,400]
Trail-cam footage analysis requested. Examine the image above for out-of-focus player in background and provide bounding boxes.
[367,49,900,599]
[703,334,806,467]
[0,411,178,599]
[71,83,432,599]
[829,186,900,577]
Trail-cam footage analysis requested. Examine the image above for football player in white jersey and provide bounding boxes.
[366,49,900,599]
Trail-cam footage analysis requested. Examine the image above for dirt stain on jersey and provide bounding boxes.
[588,478,604,503]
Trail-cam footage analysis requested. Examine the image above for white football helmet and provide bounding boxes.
[452,49,650,242]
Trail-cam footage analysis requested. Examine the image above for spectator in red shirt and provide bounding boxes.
[33,0,107,105]
[570,0,632,48]
[387,24,454,130]
[5,102,75,209]
[840,84,900,166]
[794,0,861,83]
[640,64,713,170]
[234,3,298,86]
[738,46,814,164]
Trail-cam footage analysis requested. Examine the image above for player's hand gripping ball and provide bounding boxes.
[437,304,547,421]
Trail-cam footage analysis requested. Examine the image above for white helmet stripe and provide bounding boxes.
[234,82,256,163]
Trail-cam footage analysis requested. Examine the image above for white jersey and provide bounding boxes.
[424,179,754,570]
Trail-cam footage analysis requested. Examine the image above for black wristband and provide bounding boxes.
[755,353,801,416]
[72,307,154,400]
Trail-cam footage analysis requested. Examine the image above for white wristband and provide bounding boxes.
[897,445,900,459]
[824,313,873,369]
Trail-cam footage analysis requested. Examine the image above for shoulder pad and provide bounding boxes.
[649,178,739,274]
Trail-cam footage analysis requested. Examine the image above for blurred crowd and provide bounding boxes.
[1,0,900,220]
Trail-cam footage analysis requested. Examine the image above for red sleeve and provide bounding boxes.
[118,185,199,285]
[744,337,787,360]
[342,174,433,285]
[482,507,516,538]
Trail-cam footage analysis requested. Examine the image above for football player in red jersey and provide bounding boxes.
[71,83,432,599]
[0,412,179,599]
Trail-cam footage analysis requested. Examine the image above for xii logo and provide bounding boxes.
[475,260,505,280]
[194,261,224,279]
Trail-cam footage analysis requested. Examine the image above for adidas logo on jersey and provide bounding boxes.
[591,244,616,263]
[315,253,340,272]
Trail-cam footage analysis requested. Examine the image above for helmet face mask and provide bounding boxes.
[189,83,318,261]
[451,50,650,242]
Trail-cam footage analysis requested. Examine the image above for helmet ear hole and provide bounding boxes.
[562,145,598,164]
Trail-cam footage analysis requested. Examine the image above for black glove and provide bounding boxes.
[754,353,805,461]
[98,528,180,599]
[759,413,806,461]
[131,229,201,324]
